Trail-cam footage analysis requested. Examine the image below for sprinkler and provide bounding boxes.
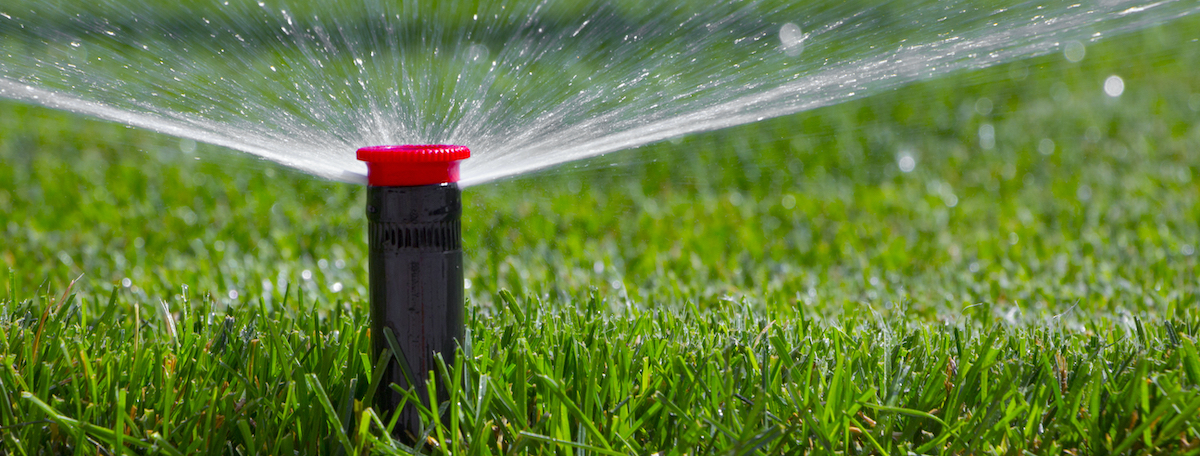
[357,144,469,441]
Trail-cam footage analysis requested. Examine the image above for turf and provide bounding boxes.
[3,13,1200,456]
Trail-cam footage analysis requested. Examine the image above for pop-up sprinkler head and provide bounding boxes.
[358,144,470,442]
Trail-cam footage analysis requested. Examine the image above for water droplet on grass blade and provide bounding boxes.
[466,44,489,62]
[779,23,805,57]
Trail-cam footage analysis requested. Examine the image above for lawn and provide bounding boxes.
[2,10,1200,456]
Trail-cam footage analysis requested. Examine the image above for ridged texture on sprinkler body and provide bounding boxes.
[356,145,471,163]
[357,145,470,187]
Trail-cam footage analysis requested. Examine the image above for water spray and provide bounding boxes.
[357,144,469,441]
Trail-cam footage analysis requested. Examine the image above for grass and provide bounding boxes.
[3,11,1200,456]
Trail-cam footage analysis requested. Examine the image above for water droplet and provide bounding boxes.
[330,282,344,292]
[1076,184,1092,201]
[779,23,805,57]
[1038,138,1055,155]
[728,192,744,207]
[122,278,132,288]
[943,192,958,208]
[228,290,239,299]
[978,123,996,150]
[1063,40,1086,62]
[898,152,916,173]
[1104,75,1124,97]
[1009,62,1030,81]
[975,97,993,116]
[781,194,797,209]
[463,278,472,289]
[466,44,489,62]
[301,269,313,280]
[179,138,197,153]
[593,261,604,273]
[1183,245,1195,256]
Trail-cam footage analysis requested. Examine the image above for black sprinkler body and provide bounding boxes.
[358,144,470,441]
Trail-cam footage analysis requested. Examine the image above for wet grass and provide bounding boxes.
[3,14,1200,456]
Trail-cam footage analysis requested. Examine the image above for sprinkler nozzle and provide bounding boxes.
[358,144,470,186]
[358,144,469,442]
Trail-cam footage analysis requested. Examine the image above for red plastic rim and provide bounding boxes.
[357,145,470,186]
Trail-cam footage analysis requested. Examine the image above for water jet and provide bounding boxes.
[3,0,1197,186]
[357,144,469,441]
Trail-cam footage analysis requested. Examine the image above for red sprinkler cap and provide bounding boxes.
[357,145,471,186]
